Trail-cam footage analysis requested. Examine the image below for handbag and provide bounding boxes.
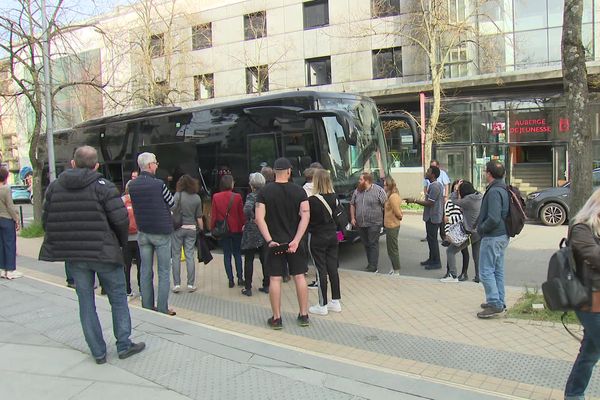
[211,193,234,239]
[446,221,470,246]
[172,193,182,230]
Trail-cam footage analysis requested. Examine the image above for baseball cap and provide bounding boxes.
[273,157,292,170]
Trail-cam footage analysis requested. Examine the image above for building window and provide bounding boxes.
[443,45,470,78]
[153,80,168,105]
[194,74,214,100]
[448,0,466,23]
[244,11,267,40]
[192,23,212,50]
[371,0,400,18]
[246,65,269,94]
[372,47,402,79]
[149,33,164,58]
[306,57,331,86]
[303,0,329,30]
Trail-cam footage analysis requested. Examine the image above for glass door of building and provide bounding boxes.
[553,144,568,186]
[435,146,471,184]
[471,144,508,192]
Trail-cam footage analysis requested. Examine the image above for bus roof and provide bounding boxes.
[66,90,371,131]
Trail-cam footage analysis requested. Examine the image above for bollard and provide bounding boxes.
[19,205,24,227]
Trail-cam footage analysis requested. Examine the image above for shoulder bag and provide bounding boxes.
[211,193,234,239]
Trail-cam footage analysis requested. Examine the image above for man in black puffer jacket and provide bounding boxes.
[40,146,145,364]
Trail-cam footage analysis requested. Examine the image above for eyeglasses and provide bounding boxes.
[150,161,159,166]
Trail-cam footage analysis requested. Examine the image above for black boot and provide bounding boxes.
[458,273,468,282]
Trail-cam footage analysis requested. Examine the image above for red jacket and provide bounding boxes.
[122,194,138,235]
[210,190,245,234]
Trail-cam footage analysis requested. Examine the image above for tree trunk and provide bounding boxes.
[562,0,591,217]
[425,66,443,168]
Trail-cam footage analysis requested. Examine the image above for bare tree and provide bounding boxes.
[101,0,188,109]
[0,0,106,222]
[562,0,591,216]
[366,0,504,165]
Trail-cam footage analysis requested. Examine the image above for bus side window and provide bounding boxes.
[248,134,277,172]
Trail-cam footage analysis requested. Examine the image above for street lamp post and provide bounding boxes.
[40,0,56,182]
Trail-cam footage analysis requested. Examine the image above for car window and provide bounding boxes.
[594,171,600,187]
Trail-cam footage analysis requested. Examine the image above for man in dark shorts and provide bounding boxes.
[255,157,310,329]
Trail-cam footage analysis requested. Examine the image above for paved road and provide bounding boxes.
[20,203,564,288]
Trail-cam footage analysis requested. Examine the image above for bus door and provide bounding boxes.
[282,131,317,185]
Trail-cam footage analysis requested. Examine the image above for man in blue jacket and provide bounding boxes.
[477,160,509,319]
[40,146,145,364]
[128,152,176,316]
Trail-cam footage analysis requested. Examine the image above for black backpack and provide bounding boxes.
[333,200,350,233]
[505,185,526,237]
[542,237,589,312]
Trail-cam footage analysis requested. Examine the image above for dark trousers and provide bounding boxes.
[309,232,340,305]
[425,220,441,264]
[0,217,16,271]
[243,246,266,290]
[220,233,243,283]
[358,226,381,269]
[123,240,141,294]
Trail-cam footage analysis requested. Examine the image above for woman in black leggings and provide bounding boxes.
[307,169,341,316]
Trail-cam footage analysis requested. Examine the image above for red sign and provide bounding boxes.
[509,119,551,134]
[559,118,570,132]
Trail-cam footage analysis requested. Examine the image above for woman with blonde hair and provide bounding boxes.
[307,169,342,315]
[383,177,403,275]
[565,188,600,399]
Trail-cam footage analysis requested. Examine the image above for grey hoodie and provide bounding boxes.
[453,192,483,240]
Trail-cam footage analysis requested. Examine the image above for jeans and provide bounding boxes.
[385,226,401,271]
[0,217,16,271]
[122,241,141,294]
[425,220,441,265]
[478,235,509,309]
[358,226,381,269]
[565,311,600,399]
[220,233,243,283]
[243,246,266,290]
[138,231,172,313]
[65,263,74,284]
[67,261,132,359]
[171,229,197,286]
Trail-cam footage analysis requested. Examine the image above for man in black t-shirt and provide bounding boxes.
[256,157,310,329]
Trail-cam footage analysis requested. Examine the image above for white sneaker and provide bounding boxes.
[309,304,328,315]
[187,285,197,292]
[5,270,23,279]
[440,275,459,283]
[172,285,181,293]
[388,270,400,276]
[327,300,342,313]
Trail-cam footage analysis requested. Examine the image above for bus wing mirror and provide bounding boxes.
[298,110,357,145]
[379,112,419,149]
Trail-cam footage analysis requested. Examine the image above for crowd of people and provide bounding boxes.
[5,146,600,399]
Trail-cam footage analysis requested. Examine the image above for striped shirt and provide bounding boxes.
[444,200,463,234]
[350,184,387,227]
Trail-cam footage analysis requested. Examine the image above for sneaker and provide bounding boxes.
[267,316,282,330]
[172,285,181,293]
[420,238,427,242]
[420,259,432,266]
[118,342,146,359]
[309,304,328,315]
[5,270,23,280]
[327,300,342,313]
[95,355,106,365]
[477,307,505,319]
[457,274,468,282]
[67,282,76,289]
[297,314,310,327]
[258,286,269,294]
[307,280,319,289]
[424,263,442,270]
[237,278,245,287]
[228,280,235,288]
[480,302,491,309]
[241,288,252,297]
[388,270,400,276]
[364,265,377,272]
[440,275,458,283]
[187,285,197,292]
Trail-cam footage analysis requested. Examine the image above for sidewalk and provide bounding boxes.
[1,277,507,400]
[11,236,600,400]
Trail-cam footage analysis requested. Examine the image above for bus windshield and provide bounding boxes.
[317,98,389,192]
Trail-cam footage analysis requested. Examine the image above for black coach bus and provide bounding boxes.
[53,90,397,239]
